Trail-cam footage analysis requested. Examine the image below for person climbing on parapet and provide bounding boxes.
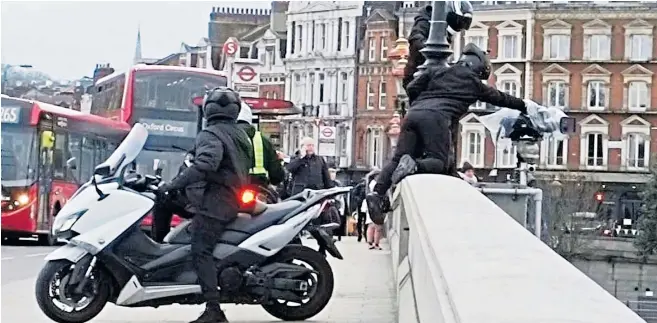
[366,43,532,224]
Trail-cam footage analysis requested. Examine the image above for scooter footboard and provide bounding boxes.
[45,244,89,263]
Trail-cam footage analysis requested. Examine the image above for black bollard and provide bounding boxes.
[418,2,454,71]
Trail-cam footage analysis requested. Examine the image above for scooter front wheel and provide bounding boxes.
[35,259,111,323]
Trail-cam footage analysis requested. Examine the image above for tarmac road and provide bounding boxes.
[0,237,395,323]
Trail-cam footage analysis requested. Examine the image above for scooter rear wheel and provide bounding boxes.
[261,245,334,321]
[35,259,111,323]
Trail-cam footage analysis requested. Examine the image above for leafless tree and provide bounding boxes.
[536,176,604,258]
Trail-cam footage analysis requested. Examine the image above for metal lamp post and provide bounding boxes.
[418,2,453,70]
[2,64,33,94]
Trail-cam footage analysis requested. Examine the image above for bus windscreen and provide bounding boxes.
[1,125,38,185]
[133,71,227,112]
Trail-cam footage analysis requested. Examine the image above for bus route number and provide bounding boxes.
[1,107,20,124]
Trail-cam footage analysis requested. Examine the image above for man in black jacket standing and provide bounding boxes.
[286,137,334,195]
[157,87,252,323]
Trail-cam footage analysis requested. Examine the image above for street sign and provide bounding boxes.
[236,66,257,82]
[320,126,334,139]
[223,37,239,56]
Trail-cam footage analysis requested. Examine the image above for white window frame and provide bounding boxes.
[628,82,649,111]
[320,23,327,50]
[368,37,376,62]
[495,139,517,168]
[578,114,609,170]
[380,37,388,61]
[586,81,606,111]
[464,21,489,50]
[583,19,611,61]
[547,81,568,109]
[295,25,303,55]
[496,20,523,61]
[500,81,519,97]
[542,19,572,60]
[494,64,522,102]
[540,136,568,169]
[340,72,348,102]
[622,64,653,112]
[343,21,350,51]
[366,79,374,110]
[624,19,653,61]
[366,126,384,169]
[379,81,387,110]
[581,64,611,111]
[459,113,486,168]
[621,115,651,171]
[293,73,302,103]
[318,73,325,103]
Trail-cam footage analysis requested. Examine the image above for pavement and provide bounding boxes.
[1,237,396,323]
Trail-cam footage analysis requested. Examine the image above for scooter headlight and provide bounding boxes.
[53,209,88,235]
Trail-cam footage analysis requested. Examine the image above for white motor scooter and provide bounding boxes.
[35,124,350,323]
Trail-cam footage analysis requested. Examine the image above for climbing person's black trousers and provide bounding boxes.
[374,108,452,195]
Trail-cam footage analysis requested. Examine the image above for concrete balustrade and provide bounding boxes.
[386,174,646,323]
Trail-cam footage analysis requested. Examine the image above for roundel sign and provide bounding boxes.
[236,66,257,82]
[321,127,334,138]
[223,37,238,57]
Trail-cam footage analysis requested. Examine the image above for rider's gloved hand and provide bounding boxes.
[156,183,171,197]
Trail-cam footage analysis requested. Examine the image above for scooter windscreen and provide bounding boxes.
[93,124,149,179]
[479,100,574,142]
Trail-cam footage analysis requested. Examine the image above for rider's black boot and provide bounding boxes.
[190,302,228,323]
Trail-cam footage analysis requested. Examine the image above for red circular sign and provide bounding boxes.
[223,38,238,56]
[236,66,256,82]
[321,127,333,138]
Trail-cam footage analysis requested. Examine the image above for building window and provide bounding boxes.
[367,128,383,168]
[629,34,651,61]
[587,81,606,110]
[340,72,348,102]
[309,73,315,104]
[627,133,647,169]
[368,38,376,61]
[295,25,303,54]
[343,21,350,51]
[305,124,314,138]
[467,36,487,50]
[273,92,278,99]
[339,125,348,156]
[319,73,325,103]
[628,81,649,111]
[548,35,570,59]
[293,74,302,102]
[367,81,374,109]
[502,35,518,59]
[586,133,604,167]
[380,37,388,61]
[501,81,519,97]
[321,24,326,49]
[586,35,610,60]
[547,81,567,109]
[545,137,566,166]
[496,143,517,168]
[465,131,483,167]
[379,82,387,109]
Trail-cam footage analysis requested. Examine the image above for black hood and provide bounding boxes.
[416,5,432,23]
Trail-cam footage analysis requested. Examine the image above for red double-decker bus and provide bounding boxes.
[1,96,130,244]
[90,65,302,231]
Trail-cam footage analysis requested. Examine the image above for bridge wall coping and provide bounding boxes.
[386,174,645,323]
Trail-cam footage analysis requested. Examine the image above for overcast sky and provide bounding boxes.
[1,1,270,80]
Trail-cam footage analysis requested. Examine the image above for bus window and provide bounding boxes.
[79,137,95,181]
[67,133,83,181]
[133,71,227,112]
[1,125,38,182]
[94,140,107,167]
[52,133,70,180]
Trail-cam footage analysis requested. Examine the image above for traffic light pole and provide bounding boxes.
[418,2,453,71]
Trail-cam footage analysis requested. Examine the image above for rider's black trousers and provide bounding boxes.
[152,192,193,243]
[191,215,226,305]
[374,109,452,195]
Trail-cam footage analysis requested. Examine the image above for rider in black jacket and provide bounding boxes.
[157,87,252,323]
[367,44,530,221]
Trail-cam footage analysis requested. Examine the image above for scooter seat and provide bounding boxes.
[226,200,303,234]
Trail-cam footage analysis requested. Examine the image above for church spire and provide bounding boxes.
[133,26,142,64]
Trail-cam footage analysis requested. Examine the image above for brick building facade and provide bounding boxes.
[354,8,400,170]
[454,2,657,188]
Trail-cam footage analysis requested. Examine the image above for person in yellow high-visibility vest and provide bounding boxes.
[236,103,285,189]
